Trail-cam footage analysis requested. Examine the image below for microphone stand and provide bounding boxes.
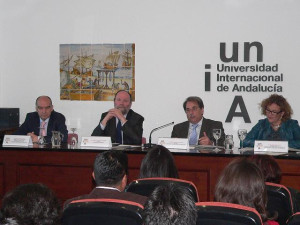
[144,122,174,148]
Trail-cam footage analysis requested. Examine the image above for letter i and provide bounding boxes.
[205,64,211,91]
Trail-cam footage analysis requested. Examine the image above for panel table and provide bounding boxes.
[0,145,299,204]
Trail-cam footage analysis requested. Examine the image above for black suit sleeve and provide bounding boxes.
[53,113,68,143]
[171,126,177,138]
[171,122,189,138]
[13,113,36,135]
[122,114,144,145]
[91,113,106,136]
[171,131,175,138]
[91,124,104,136]
[171,125,181,138]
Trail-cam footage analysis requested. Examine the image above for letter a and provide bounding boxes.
[225,96,251,123]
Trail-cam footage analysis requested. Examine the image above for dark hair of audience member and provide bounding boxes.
[250,155,282,184]
[93,150,128,186]
[139,145,179,179]
[214,158,269,222]
[0,183,61,225]
[143,183,197,225]
[0,218,19,225]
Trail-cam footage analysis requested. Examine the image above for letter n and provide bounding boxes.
[225,96,251,123]
[244,41,263,62]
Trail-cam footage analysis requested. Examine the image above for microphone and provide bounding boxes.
[144,122,174,148]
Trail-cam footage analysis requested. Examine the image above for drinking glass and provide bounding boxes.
[225,134,234,150]
[38,126,46,145]
[238,129,247,150]
[212,129,221,146]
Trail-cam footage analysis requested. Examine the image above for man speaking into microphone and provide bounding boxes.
[171,96,225,146]
[91,90,144,145]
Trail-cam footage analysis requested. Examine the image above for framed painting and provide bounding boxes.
[60,43,135,101]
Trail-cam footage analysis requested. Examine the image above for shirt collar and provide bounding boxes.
[40,118,50,123]
[96,186,121,192]
[189,117,203,127]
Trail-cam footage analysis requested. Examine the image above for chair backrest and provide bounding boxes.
[62,198,143,225]
[266,182,294,225]
[125,177,199,202]
[287,212,300,225]
[196,202,263,225]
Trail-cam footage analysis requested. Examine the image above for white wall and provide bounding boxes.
[1,0,300,146]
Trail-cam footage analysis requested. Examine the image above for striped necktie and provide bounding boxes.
[189,124,199,145]
[41,121,47,136]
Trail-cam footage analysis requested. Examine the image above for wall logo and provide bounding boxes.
[205,41,284,123]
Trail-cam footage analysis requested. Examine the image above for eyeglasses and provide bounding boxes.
[265,108,282,115]
[185,106,200,113]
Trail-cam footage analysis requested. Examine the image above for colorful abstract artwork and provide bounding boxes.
[60,44,135,101]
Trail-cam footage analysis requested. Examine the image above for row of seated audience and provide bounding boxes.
[1,146,300,225]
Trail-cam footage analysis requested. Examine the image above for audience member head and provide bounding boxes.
[35,96,53,121]
[214,158,268,221]
[143,183,197,225]
[139,145,179,179]
[0,183,61,225]
[260,94,292,122]
[250,155,282,183]
[114,90,132,115]
[183,96,204,124]
[0,218,18,225]
[93,150,128,191]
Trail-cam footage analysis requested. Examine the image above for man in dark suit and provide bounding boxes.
[171,96,225,146]
[13,96,68,143]
[64,150,147,208]
[91,90,144,145]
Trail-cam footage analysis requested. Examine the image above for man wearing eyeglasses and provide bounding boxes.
[13,95,68,143]
[171,96,225,146]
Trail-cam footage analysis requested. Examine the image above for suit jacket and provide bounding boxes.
[171,117,226,146]
[243,118,300,149]
[13,111,68,143]
[63,187,147,209]
[91,109,144,145]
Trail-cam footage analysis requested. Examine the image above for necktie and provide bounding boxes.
[116,120,122,144]
[41,121,47,136]
[189,124,198,145]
